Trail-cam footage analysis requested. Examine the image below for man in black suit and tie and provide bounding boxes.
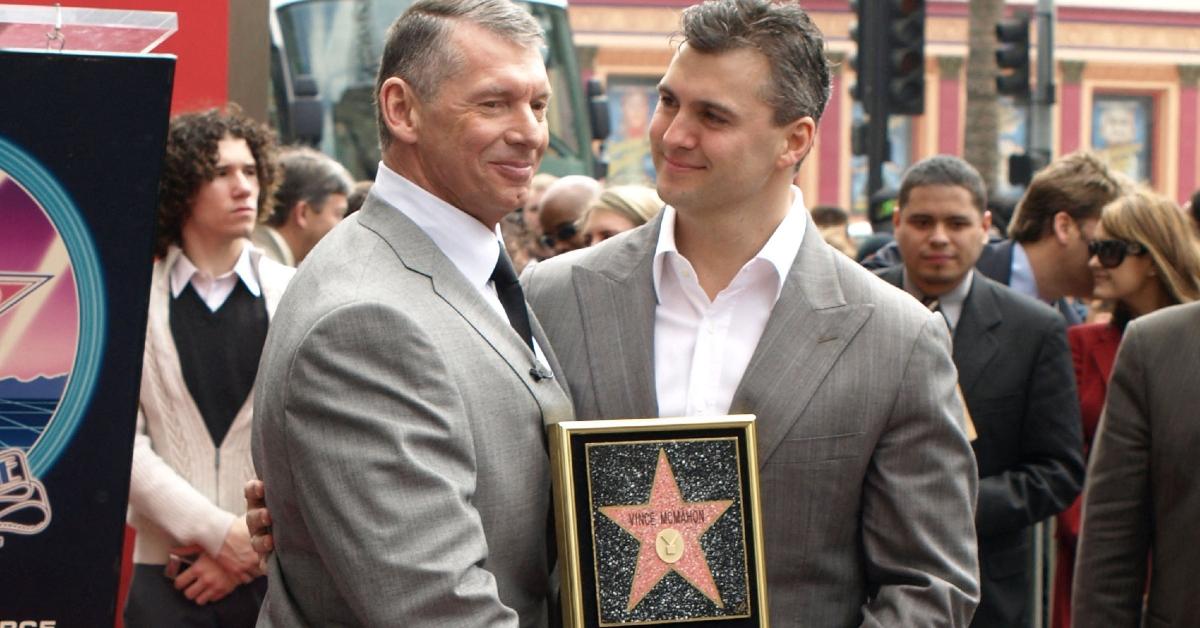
[877,155,1085,627]
[867,152,1128,325]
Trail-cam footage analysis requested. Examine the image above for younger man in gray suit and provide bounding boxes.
[250,1,573,625]
[522,1,980,624]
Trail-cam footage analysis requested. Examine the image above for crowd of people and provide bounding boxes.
[120,0,1200,626]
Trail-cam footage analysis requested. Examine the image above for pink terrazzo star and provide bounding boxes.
[599,448,734,611]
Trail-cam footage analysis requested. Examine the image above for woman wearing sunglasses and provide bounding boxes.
[1052,188,1200,628]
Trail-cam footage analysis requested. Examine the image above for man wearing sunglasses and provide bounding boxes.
[976,152,1131,324]
[878,155,1083,627]
[536,175,599,256]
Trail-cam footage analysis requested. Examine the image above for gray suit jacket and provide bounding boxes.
[1073,301,1200,627]
[252,195,574,627]
[523,212,981,627]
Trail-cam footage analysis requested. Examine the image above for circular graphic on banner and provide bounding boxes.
[0,136,105,478]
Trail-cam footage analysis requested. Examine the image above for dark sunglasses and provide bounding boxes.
[1088,239,1147,269]
[540,222,578,248]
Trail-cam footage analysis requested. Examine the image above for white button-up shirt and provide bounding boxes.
[652,187,807,417]
[169,243,261,312]
[373,162,547,364]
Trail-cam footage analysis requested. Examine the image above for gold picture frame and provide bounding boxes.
[549,416,769,627]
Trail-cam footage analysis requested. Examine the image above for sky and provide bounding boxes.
[0,175,78,383]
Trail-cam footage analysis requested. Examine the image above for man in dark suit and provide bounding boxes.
[1073,301,1200,626]
[249,1,574,625]
[878,155,1085,627]
[978,152,1132,324]
[984,152,1128,312]
[867,152,1129,325]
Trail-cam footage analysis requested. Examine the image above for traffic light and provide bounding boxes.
[996,13,1031,98]
[849,0,869,156]
[1009,150,1049,187]
[885,0,925,115]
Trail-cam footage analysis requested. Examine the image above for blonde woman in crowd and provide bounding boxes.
[578,184,663,246]
[1053,188,1200,628]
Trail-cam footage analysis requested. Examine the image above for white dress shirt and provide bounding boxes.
[652,187,807,417]
[169,242,261,312]
[372,162,547,364]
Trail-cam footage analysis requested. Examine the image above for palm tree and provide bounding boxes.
[962,0,1004,192]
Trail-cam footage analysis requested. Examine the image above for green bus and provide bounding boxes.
[270,0,607,180]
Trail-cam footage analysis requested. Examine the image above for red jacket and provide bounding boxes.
[1053,321,1122,628]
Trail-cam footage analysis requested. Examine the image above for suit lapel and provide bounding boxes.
[357,199,570,419]
[572,218,661,419]
[953,276,1002,396]
[731,213,872,466]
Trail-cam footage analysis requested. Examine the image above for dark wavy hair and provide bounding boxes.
[156,106,279,257]
[679,0,831,127]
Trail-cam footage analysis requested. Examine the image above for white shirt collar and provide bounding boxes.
[372,161,501,290]
[652,185,807,303]
[168,242,261,299]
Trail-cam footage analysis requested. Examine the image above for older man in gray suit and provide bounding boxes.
[1072,300,1200,626]
[522,0,980,625]
[249,1,572,625]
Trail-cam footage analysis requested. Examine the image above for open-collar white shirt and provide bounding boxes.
[652,186,807,417]
[169,242,261,312]
[373,162,546,364]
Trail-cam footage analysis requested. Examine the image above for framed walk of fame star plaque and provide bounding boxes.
[549,416,768,627]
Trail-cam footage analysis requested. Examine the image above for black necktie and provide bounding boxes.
[490,251,534,352]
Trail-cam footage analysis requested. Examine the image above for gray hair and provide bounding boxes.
[679,0,831,126]
[898,155,988,214]
[375,0,544,149]
[267,146,354,226]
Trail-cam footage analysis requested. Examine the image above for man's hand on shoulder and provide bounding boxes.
[244,478,274,574]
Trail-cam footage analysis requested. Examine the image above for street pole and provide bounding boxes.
[865,0,891,229]
[1030,0,1055,165]
[1029,9,1056,622]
